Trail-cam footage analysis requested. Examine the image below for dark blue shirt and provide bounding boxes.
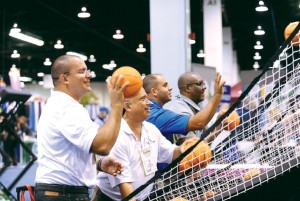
[146,99,190,143]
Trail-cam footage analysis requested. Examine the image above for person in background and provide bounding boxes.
[15,115,33,138]
[143,72,225,170]
[94,106,109,127]
[164,72,228,145]
[34,55,128,200]
[93,87,197,201]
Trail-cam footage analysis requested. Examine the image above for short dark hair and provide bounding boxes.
[143,74,161,94]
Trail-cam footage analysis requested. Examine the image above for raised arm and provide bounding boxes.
[90,75,129,155]
[187,72,225,132]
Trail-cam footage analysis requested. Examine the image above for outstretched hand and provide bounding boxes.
[213,72,226,96]
[101,156,124,176]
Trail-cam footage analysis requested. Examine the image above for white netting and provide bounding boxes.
[125,24,300,201]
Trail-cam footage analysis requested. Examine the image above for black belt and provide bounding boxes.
[35,183,88,194]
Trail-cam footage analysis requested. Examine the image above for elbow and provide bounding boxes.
[91,144,111,155]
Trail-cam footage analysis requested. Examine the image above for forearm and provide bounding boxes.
[91,105,123,155]
[119,183,135,199]
[188,94,222,131]
[172,146,183,161]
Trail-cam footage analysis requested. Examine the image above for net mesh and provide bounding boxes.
[124,23,300,201]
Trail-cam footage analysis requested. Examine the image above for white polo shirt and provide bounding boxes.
[96,119,176,200]
[35,90,99,187]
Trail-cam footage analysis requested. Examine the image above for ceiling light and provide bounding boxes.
[136,44,146,53]
[254,26,265,35]
[113,30,124,39]
[109,60,117,68]
[37,72,44,77]
[88,55,96,62]
[254,41,263,49]
[19,76,32,82]
[66,51,87,61]
[253,61,260,69]
[102,64,114,70]
[10,23,21,33]
[255,1,268,12]
[78,7,90,18]
[189,39,196,44]
[43,58,52,66]
[11,50,20,58]
[253,52,261,60]
[197,49,205,58]
[54,40,64,49]
[9,30,44,46]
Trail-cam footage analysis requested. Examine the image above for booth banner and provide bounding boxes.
[221,85,231,105]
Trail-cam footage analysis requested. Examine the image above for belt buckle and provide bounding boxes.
[45,191,60,196]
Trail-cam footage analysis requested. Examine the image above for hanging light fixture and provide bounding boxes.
[78,7,90,18]
[54,40,64,49]
[109,60,117,68]
[254,41,263,49]
[11,50,20,58]
[9,24,44,46]
[11,23,21,33]
[88,55,96,62]
[254,26,265,35]
[255,1,268,12]
[113,30,124,39]
[136,44,146,53]
[253,52,261,60]
[43,58,52,66]
[197,49,205,58]
[253,61,260,69]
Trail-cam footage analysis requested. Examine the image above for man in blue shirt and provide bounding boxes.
[143,72,225,143]
[143,72,225,170]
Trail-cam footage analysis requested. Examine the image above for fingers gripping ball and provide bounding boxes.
[179,139,212,173]
[111,66,143,98]
[284,21,300,46]
[223,110,240,131]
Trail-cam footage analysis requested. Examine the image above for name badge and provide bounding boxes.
[140,146,157,175]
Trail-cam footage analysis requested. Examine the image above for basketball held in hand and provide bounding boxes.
[284,21,300,46]
[223,110,240,131]
[111,66,143,98]
[179,139,212,173]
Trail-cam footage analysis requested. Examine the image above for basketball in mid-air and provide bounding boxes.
[111,66,143,98]
[284,21,300,46]
[179,138,212,173]
[223,110,240,131]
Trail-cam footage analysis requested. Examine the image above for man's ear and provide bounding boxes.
[150,88,157,96]
[124,100,131,112]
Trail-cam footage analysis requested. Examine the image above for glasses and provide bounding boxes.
[64,69,91,76]
[186,81,205,87]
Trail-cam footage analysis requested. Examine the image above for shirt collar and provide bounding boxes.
[176,94,201,111]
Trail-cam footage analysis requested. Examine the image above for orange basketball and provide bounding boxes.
[111,66,143,98]
[284,21,300,46]
[179,139,212,173]
[223,110,240,131]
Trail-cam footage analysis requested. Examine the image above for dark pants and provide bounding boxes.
[91,185,114,201]
[35,183,89,201]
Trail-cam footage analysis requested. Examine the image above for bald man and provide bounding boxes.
[143,72,226,145]
[35,55,128,200]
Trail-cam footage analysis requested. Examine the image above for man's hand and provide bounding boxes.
[213,72,226,96]
[101,156,123,176]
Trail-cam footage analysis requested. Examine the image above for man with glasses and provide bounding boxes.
[35,55,128,200]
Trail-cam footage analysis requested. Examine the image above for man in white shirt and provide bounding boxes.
[35,55,128,200]
[93,87,196,201]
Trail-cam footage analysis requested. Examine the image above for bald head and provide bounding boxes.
[178,72,200,91]
[51,55,79,85]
